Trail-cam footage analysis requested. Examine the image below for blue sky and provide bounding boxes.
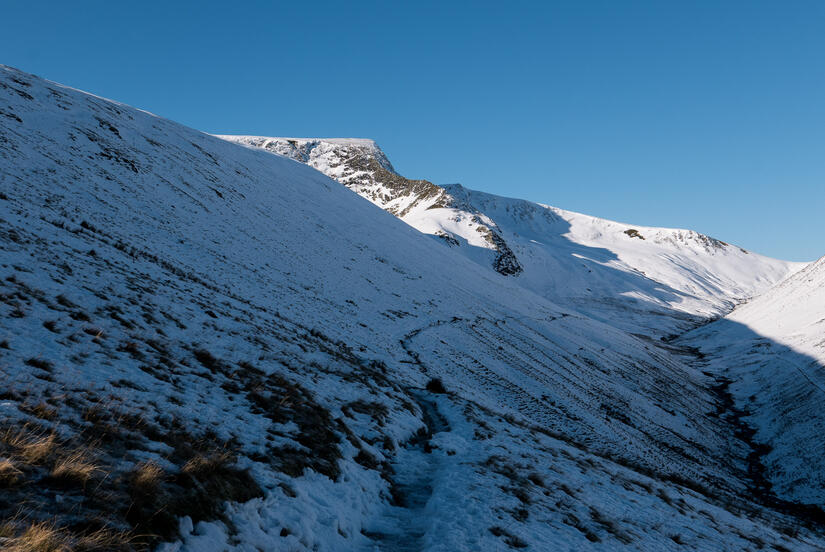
[3,1,823,260]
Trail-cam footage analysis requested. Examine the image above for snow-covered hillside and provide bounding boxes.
[218,136,524,276]
[683,255,825,506]
[220,136,800,337]
[2,65,823,551]
[446,186,802,337]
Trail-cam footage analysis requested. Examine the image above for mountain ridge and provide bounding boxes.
[219,134,803,337]
[1,65,823,551]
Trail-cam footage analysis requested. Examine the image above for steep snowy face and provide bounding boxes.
[684,256,825,506]
[722,255,825,358]
[217,136,397,178]
[3,66,823,551]
[220,137,800,337]
[217,136,446,216]
[219,135,524,276]
[457,188,803,336]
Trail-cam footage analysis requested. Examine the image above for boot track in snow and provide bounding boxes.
[362,391,450,551]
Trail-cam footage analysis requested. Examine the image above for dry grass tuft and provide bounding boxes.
[23,402,58,421]
[1,426,27,448]
[74,528,134,551]
[2,428,58,465]
[20,434,58,465]
[0,407,263,548]
[5,521,64,552]
[128,460,164,496]
[0,458,22,487]
[181,450,233,478]
[50,451,99,487]
[0,521,15,539]
[3,522,133,552]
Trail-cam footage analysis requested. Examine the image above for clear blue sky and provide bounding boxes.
[3,1,823,260]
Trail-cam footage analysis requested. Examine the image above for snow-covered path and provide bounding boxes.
[362,392,450,551]
[3,64,825,551]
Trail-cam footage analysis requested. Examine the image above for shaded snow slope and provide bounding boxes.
[683,256,825,506]
[218,135,524,276]
[219,136,801,338]
[453,186,803,337]
[2,66,822,550]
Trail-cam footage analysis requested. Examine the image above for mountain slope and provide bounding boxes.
[217,136,524,275]
[683,255,825,506]
[1,66,822,551]
[219,136,800,338]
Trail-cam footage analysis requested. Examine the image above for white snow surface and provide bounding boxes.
[1,66,823,551]
[215,135,396,186]
[683,255,825,505]
[448,186,803,336]
[219,136,802,338]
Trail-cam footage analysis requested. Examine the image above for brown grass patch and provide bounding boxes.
[181,450,233,478]
[21,434,58,464]
[0,521,15,539]
[0,458,22,487]
[74,528,134,551]
[128,460,164,496]
[5,522,63,552]
[2,427,57,465]
[3,522,133,552]
[22,402,58,421]
[50,450,99,487]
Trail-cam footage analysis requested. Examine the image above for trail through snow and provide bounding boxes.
[3,65,825,551]
[362,391,450,551]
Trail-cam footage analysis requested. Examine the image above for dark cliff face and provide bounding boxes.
[342,156,450,217]
[489,231,524,276]
[347,157,523,276]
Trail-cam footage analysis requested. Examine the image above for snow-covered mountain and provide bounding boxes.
[217,136,525,276]
[683,255,825,506]
[2,65,823,551]
[220,136,801,337]
[443,186,802,337]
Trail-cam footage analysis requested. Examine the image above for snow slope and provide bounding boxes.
[683,255,825,506]
[217,136,524,275]
[1,66,822,550]
[219,136,801,338]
